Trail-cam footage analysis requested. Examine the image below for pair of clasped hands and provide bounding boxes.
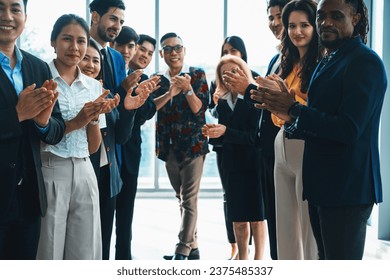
[202,69,296,139]
[15,71,160,130]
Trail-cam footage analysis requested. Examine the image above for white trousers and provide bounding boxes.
[274,128,317,260]
[37,153,102,260]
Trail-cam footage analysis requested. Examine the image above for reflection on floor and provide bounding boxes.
[109,190,390,260]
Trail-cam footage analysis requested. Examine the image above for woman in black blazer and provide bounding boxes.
[203,55,266,260]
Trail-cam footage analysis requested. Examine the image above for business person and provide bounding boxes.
[250,0,387,260]
[0,0,65,260]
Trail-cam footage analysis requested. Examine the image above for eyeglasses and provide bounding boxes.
[162,45,183,54]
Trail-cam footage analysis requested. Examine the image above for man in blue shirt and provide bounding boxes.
[0,0,65,259]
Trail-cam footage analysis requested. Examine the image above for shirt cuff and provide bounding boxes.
[34,122,50,134]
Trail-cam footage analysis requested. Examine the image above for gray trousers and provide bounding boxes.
[165,148,205,256]
[37,153,102,260]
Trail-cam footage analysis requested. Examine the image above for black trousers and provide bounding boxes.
[259,153,278,260]
[308,203,373,260]
[98,165,117,260]
[115,166,138,260]
[0,186,41,260]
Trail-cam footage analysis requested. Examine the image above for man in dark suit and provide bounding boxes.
[112,32,157,260]
[89,0,157,260]
[250,0,387,259]
[0,0,65,259]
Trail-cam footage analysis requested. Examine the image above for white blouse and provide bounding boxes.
[41,60,106,158]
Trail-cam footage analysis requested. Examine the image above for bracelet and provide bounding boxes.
[90,119,100,126]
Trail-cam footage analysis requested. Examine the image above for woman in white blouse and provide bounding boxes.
[37,14,117,260]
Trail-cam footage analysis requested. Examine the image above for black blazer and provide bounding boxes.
[0,50,65,221]
[216,98,260,173]
[244,54,280,157]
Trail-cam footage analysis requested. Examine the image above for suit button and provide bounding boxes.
[109,163,113,167]
[9,163,16,168]
[106,147,110,152]
[103,132,107,137]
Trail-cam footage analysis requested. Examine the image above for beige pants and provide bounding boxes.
[37,153,102,260]
[274,128,317,260]
[166,148,205,256]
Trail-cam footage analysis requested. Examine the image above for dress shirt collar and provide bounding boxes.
[49,59,91,90]
[0,45,23,67]
[162,64,190,81]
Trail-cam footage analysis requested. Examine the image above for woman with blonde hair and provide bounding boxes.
[203,55,266,260]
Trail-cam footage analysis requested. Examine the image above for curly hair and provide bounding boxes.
[345,0,369,44]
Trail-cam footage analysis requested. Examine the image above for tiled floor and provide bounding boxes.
[109,190,390,260]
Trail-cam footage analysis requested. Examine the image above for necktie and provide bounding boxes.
[101,48,115,89]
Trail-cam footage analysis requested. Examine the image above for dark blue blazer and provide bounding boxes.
[119,73,156,176]
[0,50,65,220]
[290,37,387,207]
[90,47,135,198]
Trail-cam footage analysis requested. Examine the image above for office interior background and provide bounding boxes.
[17,0,390,242]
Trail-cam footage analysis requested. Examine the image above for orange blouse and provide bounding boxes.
[271,65,307,127]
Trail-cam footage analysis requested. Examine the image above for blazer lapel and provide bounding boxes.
[0,66,18,107]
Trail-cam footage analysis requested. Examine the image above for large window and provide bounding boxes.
[21,0,86,62]
[19,0,278,190]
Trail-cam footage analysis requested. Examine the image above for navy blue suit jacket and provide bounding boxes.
[119,73,156,176]
[289,37,387,207]
[0,50,65,220]
[90,47,135,198]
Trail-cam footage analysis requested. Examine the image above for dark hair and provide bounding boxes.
[50,14,90,43]
[345,0,369,44]
[220,36,248,63]
[88,39,103,80]
[160,32,182,45]
[23,0,27,13]
[114,26,139,44]
[139,34,156,49]
[280,0,321,93]
[89,0,125,16]
[267,0,290,11]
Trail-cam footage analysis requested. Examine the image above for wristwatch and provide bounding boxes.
[183,90,193,96]
[288,101,303,120]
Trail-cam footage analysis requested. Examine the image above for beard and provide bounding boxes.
[319,35,349,50]
[97,25,116,43]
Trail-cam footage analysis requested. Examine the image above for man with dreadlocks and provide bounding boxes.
[249,0,387,259]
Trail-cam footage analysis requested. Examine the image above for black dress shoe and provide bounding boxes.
[172,253,188,260]
[163,248,200,260]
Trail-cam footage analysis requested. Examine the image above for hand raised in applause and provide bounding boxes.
[202,123,226,138]
[97,88,120,114]
[171,73,191,92]
[123,87,148,110]
[222,68,250,95]
[251,74,295,122]
[121,69,143,91]
[135,75,161,95]
[16,82,57,125]
[33,79,60,127]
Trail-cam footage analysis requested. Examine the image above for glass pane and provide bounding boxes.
[21,0,86,61]
[227,0,280,76]
[123,0,156,76]
[157,0,223,188]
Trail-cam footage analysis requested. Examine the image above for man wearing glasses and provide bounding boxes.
[152,33,209,260]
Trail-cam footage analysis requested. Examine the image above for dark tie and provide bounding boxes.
[101,48,115,89]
